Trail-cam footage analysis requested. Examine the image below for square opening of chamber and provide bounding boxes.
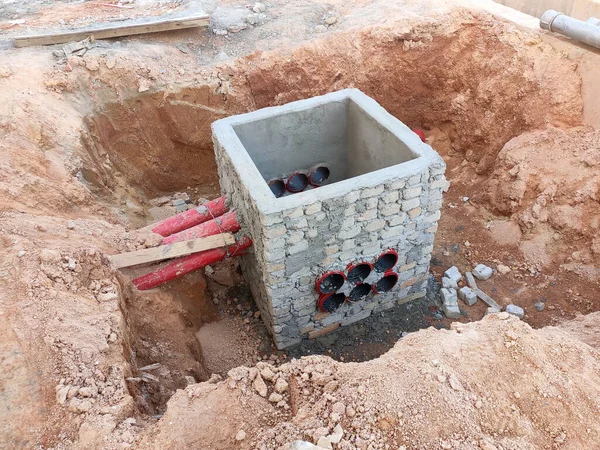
[232,97,418,187]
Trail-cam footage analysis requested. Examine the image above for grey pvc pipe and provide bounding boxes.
[540,10,600,49]
[587,17,600,26]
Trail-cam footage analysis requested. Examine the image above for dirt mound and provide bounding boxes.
[0,0,599,448]
[474,126,600,272]
[140,313,600,449]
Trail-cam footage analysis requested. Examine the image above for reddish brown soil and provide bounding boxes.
[1,0,599,449]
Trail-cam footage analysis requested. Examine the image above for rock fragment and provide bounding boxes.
[497,264,511,274]
[274,377,288,393]
[235,429,247,441]
[260,366,275,381]
[485,306,501,315]
[534,302,545,311]
[269,392,283,403]
[252,2,266,13]
[505,304,524,319]
[253,374,268,397]
[316,436,333,449]
[283,442,320,450]
[329,424,344,444]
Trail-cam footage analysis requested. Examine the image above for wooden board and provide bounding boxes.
[14,11,209,48]
[109,233,235,269]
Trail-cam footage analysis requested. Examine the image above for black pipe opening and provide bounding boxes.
[348,283,372,302]
[374,251,398,272]
[268,179,286,198]
[309,166,330,186]
[374,273,398,293]
[347,263,372,284]
[317,272,345,294]
[286,173,309,193]
[320,293,346,312]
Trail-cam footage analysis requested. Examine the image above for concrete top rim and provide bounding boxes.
[212,89,445,216]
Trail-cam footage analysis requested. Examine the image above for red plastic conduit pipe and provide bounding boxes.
[133,235,253,290]
[411,128,426,143]
[162,210,241,245]
[151,196,229,237]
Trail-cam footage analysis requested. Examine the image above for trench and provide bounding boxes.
[78,20,597,414]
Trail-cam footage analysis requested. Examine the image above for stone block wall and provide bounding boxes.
[212,89,446,349]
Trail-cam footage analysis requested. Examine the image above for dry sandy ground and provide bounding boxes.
[140,312,600,449]
[0,0,599,449]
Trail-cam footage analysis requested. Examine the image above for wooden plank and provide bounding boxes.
[465,271,478,290]
[14,11,209,48]
[473,288,502,311]
[109,233,235,269]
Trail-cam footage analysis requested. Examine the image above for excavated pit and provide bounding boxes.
[77,20,595,413]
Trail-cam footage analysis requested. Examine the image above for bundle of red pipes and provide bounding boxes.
[132,196,252,290]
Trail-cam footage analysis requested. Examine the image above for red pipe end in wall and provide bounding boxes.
[374,249,399,273]
[308,166,330,187]
[372,270,398,294]
[348,283,372,302]
[317,293,346,312]
[346,262,373,284]
[268,179,286,198]
[315,271,346,295]
[286,172,309,193]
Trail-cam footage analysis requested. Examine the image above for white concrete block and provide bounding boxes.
[458,286,477,306]
[444,266,462,283]
[505,304,524,319]
[473,264,493,280]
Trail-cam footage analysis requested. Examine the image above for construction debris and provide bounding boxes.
[465,271,478,290]
[444,265,462,283]
[442,276,458,289]
[497,264,511,274]
[506,304,525,318]
[139,363,161,371]
[485,306,501,315]
[108,233,235,269]
[472,264,493,280]
[14,10,210,47]
[458,286,477,306]
[534,302,545,311]
[474,288,502,311]
[441,288,461,318]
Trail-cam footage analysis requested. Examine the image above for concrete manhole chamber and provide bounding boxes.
[213,89,447,349]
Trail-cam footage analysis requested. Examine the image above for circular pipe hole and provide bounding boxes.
[346,262,372,284]
[308,166,330,186]
[373,272,398,293]
[286,172,309,193]
[268,179,286,198]
[374,250,399,272]
[317,293,346,312]
[315,271,346,294]
[348,283,372,302]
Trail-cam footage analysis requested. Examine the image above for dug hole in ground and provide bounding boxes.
[0,0,599,448]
